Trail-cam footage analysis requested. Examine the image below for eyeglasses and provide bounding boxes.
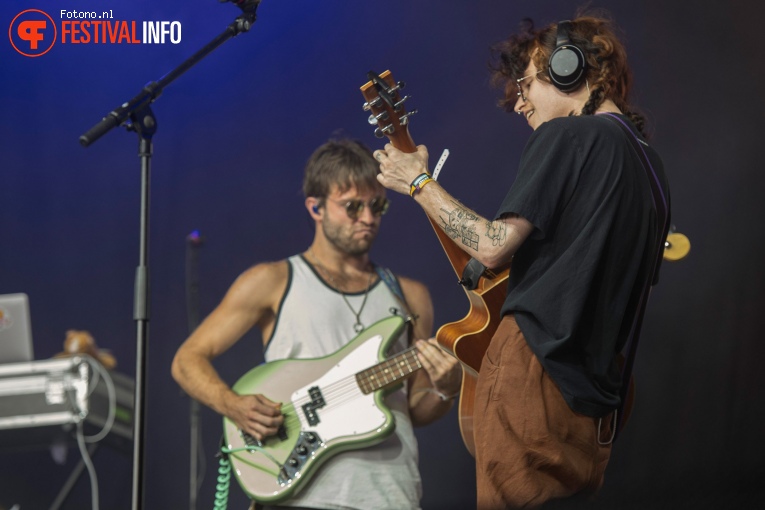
[516,70,543,102]
[326,196,390,220]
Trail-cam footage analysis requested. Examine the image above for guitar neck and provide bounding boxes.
[381,115,476,279]
[355,347,422,394]
[360,70,484,280]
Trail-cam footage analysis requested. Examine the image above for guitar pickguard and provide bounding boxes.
[291,335,388,440]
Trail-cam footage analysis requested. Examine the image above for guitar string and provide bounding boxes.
[277,349,423,428]
[235,348,423,447]
[236,352,424,458]
[285,347,421,409]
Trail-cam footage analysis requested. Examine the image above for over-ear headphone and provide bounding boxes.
[548,21,586,92]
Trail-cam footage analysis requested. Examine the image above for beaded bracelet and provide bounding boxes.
[409,173,434,197]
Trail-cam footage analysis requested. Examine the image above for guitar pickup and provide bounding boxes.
[301,386,326,426]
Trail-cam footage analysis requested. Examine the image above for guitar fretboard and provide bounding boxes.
[355,348,422,394]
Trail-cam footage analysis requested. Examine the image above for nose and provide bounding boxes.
[357,203,378,224]
[514,93,526,114]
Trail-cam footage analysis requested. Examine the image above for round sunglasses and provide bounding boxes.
[325,196,390,220]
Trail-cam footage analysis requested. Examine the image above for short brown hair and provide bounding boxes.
[302,139,381,201]
[491,15,646,136]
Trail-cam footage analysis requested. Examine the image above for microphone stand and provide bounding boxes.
[78,5,259,509]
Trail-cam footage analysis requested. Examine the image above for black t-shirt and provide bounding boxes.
[495,113,670,417]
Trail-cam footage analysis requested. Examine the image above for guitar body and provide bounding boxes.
[435,268,508,456]
[223,316,408,504]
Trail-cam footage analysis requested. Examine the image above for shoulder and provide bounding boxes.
[396,274,431,303]
[237,259,290,286]
[224,259,290,308]
[528,115,623,156]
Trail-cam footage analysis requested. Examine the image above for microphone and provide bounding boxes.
[220,0,261,13]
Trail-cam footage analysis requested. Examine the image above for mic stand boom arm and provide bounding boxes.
[78,6,259,510]
[79,10,257,147]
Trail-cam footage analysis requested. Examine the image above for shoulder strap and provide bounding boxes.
[374,266,418,326]
[601,113,671,437]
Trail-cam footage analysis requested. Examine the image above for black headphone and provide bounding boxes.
[548,21,587,92]
[312,204,320,214]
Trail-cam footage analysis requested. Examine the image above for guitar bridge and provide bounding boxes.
[241,431,263,449]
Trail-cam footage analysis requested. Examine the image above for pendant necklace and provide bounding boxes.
[309,250,373,333]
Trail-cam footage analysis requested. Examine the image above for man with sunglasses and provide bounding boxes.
[374,15,670,510]
[172,138,461,510]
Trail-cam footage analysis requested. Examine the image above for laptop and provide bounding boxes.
[0,293,34,364]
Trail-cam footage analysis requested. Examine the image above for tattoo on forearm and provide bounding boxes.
[439,201,480,251]
[485,220,507,246]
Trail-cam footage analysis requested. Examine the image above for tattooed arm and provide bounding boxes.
[375,144,533,268]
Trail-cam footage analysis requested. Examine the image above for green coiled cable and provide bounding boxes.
[213,454,231,510]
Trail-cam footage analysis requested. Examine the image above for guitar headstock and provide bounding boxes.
[360,70,417,153]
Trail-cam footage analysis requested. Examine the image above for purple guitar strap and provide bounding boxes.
[600,113,670,439]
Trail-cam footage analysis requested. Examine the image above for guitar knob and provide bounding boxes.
[305,432,317,443]
[296,445,308,456]
[288,457,299,467]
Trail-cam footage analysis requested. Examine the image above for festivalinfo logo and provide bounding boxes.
[9,8,183,57]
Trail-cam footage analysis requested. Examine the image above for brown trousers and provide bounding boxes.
[474,316,613,509]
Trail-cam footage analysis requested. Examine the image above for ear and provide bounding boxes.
[306,197,322,220]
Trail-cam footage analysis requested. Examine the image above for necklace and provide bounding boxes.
[308,250,374,333]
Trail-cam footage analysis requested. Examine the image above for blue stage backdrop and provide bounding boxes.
[2,0,765,509]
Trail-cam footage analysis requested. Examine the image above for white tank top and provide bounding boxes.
[264,255,422,510]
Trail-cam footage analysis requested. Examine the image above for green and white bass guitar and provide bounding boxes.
[222,315,421,504]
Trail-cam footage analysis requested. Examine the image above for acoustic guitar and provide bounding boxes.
[361,70,505,456]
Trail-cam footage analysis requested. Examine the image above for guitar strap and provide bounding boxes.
[601,113,670,439]
[374,266,418,336]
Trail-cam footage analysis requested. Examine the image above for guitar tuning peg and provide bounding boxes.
[374,125,395,138]
[368,111,389,125]
[393,95,411,109]
[396,80,406,89]
[399,109,418,125]
[362,97,382,111]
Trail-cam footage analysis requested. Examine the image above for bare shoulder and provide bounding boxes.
[223,259,290,311]
[396,274,432,303]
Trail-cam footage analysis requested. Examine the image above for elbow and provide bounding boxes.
[170,351,185,385]
[476,248,511,271]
